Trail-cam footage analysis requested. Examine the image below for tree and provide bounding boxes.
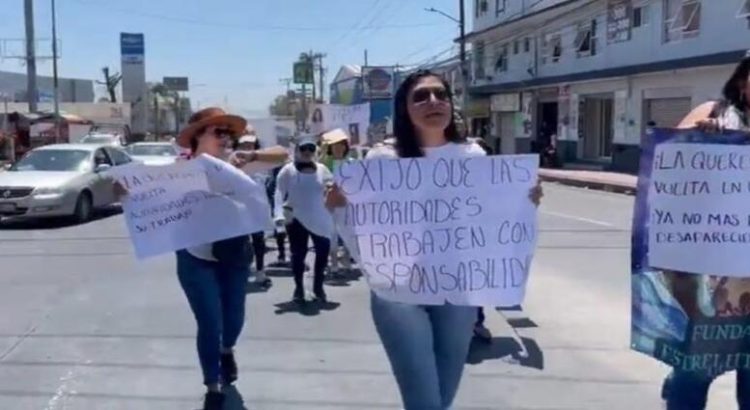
[97,67,122,103]
[268,93,295,117]
[150,84,169,136]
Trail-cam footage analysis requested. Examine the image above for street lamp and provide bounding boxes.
[51,0,61,143]
[425,2,468,115]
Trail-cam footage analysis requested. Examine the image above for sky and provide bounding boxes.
[0,0,465,118]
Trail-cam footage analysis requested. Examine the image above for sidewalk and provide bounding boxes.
[539,168,637,194]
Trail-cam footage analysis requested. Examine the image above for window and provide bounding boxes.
[541,33,562,64]
[473,41,486,80]
[494,43,509,73]
[476,0,489,17]
[575,20,598,57]
[496,0,506,16]
[664,0,701,43]
[633,5,649,27]
[524,37,531,53]
[739,0,750,18]
[106,148,133,166]
[513,39,520,55]
[94,149,113,167]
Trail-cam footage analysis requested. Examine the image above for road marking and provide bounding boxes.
[541,210,616,227]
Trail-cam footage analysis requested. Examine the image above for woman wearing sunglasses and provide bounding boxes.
[327,70,542,409]
[275,137,334,303]
[172,107,288,410]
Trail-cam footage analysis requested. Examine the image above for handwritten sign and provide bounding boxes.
[649,142,750,277]
[108,155,271,259]
[632,128,750,377]
[335,154,538,306]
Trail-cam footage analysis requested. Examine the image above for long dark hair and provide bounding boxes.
[393,70,463,158]
[721,56,750,111]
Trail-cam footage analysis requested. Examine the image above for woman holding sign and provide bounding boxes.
[327,70,543,410]
[660,52,750,410]
[170,107,288,410]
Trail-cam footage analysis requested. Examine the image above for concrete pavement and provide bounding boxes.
[0,184,738,409]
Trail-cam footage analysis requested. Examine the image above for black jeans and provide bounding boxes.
[287,219,330,293]
[250,231,265,271]
[275,231,287,261]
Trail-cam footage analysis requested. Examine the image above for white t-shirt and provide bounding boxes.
[275,162,335,239]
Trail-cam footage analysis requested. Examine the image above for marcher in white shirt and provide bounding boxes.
[275,138,334,303]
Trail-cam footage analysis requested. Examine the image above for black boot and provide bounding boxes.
[220,352,238,384]
[293,286,305,303]
[203,391,224,410]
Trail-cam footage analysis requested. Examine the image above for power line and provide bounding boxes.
[70,0,447,32]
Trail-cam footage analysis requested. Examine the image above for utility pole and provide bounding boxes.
[364,49,369,67]
[24,0,38,113]
[279,78,292,93]
[51,0,60,143]
[459,0,469,116]
[314,53,327,103]
[307,50,316,103]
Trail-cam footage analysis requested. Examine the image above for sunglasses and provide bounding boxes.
[411,87,450,104]
[211,128,234,139]
[299,144,316,153]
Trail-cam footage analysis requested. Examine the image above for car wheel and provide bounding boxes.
[73,191,93,223]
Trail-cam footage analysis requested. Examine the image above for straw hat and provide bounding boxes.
[321,128,350,146]
[176,107,247,148]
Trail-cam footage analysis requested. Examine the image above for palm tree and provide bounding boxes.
[150,84,169,138]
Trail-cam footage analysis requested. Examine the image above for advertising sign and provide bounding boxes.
[293,61,314,84]
[363,67,395,99]
[163,77,189,92]
[120,33,145,64]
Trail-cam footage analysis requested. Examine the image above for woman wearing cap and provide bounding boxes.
[171,107,287,410]
[319,129,354,277]
[326,70,542,409]
[235,132,273,290]
[275,137,334,303]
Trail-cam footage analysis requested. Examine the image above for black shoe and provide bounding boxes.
[220,353,238,384]
[258,277,273,289]
[313,289,327,303]
[293,287,305,303]
[203,391,225,410]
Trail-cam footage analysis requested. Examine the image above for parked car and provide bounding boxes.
[0,144,133,223]
[80,132,126,147]
[125,142,178,166]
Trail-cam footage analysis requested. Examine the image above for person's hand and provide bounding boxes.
[528,180,543,207]
[325,183,347,209]
[234,150,259,163]
[113,181,129,201]
[695,118,722,133]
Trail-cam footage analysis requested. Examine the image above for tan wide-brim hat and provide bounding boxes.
[321,128,350,146]
[177,107,247,148]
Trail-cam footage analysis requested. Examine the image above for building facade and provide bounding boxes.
[466,0,750,172]
[0,70,94,103]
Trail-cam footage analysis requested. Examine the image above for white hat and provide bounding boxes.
[238,135,258,144]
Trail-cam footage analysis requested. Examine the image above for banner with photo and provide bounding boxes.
[632,127,750,377]
[309,103,370,145]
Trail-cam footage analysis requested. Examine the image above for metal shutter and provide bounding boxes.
[646,98,693,128]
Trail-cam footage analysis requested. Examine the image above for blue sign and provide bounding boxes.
[120,33,144,63]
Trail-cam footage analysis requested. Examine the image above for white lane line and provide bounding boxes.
[541,210,616,227]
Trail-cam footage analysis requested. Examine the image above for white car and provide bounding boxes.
[0,144,134,223]
[80,133,126,147]
[125,142,178,166]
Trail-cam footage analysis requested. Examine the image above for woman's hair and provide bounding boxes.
[327,140,350,157]
[721,56,750,110]
[393,70,462,158]
[312,108,323,122]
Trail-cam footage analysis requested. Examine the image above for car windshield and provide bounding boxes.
[127,144,177,157]
[82,135,116,144]
[10,150,91,172]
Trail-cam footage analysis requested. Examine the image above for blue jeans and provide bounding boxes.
[665,369,750,410]
[176,250,250,385]
[371,293,476,410]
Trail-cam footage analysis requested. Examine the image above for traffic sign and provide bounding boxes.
[293,61,314,84]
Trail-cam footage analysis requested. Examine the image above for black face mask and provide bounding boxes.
[294,161,317,172]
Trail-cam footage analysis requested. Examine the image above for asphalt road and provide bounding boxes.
[0,183,738,410]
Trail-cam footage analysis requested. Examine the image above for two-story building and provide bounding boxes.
[466,0,750,172]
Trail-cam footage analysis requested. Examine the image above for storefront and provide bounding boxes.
[464,98,491,140]
[490,93,521,155]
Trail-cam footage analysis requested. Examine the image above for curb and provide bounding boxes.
[539,172,637,195]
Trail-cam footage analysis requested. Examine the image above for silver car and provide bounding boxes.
[0,144,134,223]
[125,142,178,166]
[80,133,126,147]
